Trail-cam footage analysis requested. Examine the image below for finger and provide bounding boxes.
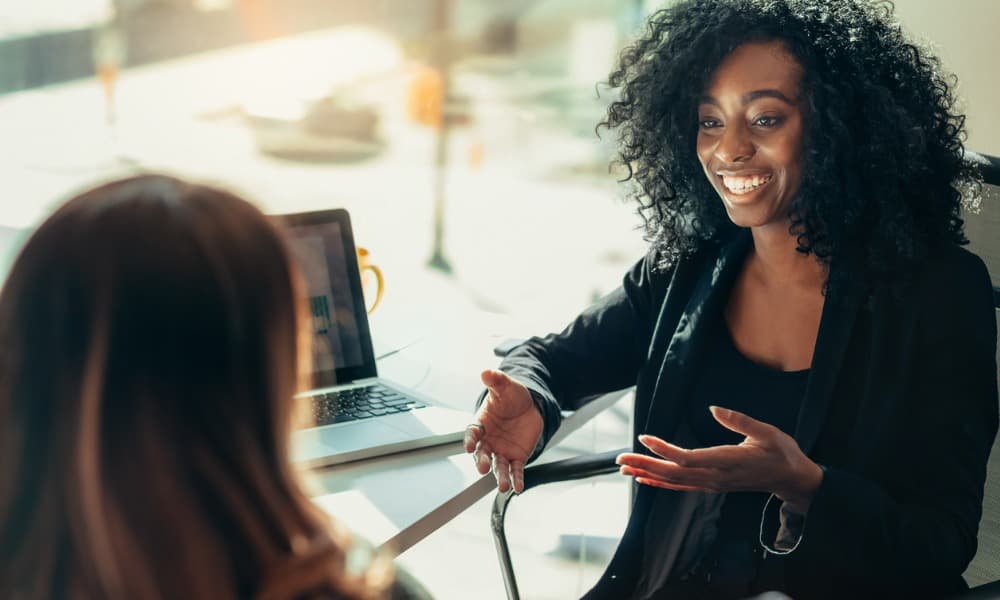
[620,465,715,492]
[618,464,662,480]
[510,460,525,493]
[634,477,707,493]
[636,435,689,461]
[617,452,675,469]
[635,436,743,469]
[493,454,512,493]
[480,369,511,397]
[617,454,719,484]
[620,464,718,488]
[710,406,776,438]
[463,424,483,453]
[473,442,493,475]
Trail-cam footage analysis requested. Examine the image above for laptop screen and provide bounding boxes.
[279,209,377,389]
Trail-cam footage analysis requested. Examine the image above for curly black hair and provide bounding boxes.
[600,0,976,293]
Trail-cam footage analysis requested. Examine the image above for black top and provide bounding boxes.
[686,314,806,447]
[497,232,997,599]
[678,311,807,597]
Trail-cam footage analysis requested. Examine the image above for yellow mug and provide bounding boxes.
[356,246,384,314]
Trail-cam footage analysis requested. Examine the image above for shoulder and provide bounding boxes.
[629,240,725,297]
[907,245,996,346]
[912,245,994,313]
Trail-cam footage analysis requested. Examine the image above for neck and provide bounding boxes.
[748,220,826,290]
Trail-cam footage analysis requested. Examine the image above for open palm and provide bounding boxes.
[464,369,543,493]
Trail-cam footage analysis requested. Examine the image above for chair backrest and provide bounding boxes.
[963,151,1000,302]
[962,151,1000,587]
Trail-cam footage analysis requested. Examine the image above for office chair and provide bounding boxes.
[490,151,1000,600]
[960,150,1000,597]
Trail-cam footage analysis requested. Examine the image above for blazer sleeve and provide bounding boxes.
[795,251,999,587]
[491,250,672,456]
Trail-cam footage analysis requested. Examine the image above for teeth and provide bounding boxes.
[721,174,772,194]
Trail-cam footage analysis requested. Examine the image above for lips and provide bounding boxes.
[719,173,773,195]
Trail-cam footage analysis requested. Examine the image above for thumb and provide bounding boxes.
[481,369,511,396]
[710,405,773,438]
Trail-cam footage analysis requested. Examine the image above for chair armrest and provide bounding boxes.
[522,448,627,492]
[490,448,628,600]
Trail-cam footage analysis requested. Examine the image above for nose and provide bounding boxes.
[715,122,755,163]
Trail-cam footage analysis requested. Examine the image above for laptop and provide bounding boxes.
[279,208,472,468]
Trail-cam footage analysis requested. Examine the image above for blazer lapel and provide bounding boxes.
[638,229,863,456]
[794,275,864,456]
[641,230,753,436]
[594,233,752,598]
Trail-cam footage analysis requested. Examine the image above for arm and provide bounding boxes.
[496,250,670,454]
[466,249,673,493]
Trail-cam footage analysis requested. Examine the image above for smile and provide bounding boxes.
[719,173,773,195]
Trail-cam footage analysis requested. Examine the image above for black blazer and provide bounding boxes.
[498,230,998,599]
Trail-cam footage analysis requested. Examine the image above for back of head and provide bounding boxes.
[0,175,383,598]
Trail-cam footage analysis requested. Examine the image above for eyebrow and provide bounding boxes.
[698,89,797,107]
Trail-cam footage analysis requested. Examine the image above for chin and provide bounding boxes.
[719,199,767,228]
[721,203,792,231]
[724,213,765,229]
[716,189,794,230]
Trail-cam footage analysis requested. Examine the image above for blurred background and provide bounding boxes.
[0,0,657,328]
[1,1,997,597]
[1,0,996,323]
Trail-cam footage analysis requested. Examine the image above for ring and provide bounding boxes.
[468,422,486,435]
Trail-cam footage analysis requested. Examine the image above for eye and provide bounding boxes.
[753,115,783,128]
[699,118,722,130]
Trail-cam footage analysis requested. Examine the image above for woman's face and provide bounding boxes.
[696,40,806,230]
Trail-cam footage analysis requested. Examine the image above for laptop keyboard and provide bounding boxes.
[311,384,428,426]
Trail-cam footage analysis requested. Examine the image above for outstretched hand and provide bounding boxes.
[464,369,544,493]
[616,406,823,512]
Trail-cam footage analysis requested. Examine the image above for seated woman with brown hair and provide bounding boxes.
[0,174,427,599]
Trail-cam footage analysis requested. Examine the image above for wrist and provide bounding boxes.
[777,459,824,513]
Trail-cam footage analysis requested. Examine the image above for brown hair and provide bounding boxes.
[0,174,388,599]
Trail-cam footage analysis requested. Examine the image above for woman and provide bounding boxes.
[0,175,412,598]
[465,1,998,598]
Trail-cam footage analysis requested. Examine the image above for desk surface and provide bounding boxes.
[304,287,623,555]
[308,388,623,555]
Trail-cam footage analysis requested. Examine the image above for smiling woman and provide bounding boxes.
[695,41,806,234]
[464,0,999,598]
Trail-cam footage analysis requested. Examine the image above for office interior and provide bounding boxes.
[1,1,997,598]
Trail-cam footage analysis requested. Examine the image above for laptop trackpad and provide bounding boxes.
[293,421,410,461]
